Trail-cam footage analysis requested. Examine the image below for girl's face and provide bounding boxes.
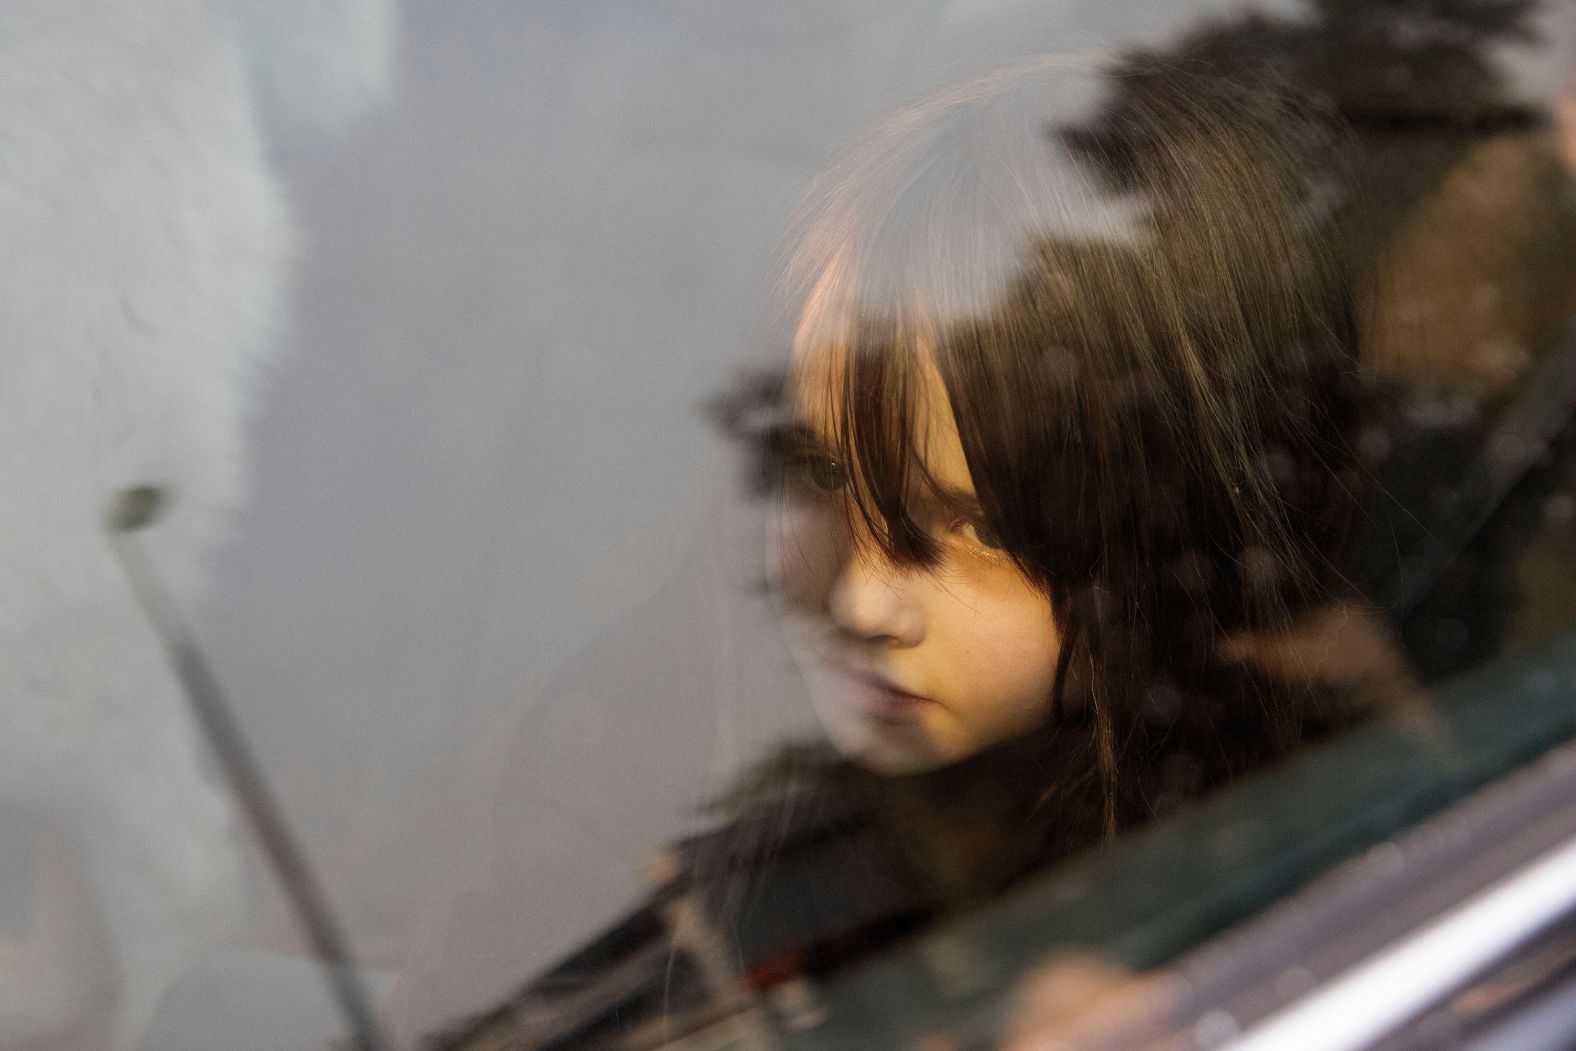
[769,348,1062,775]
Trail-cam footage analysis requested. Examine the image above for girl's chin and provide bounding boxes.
[823,722,959,775]
[848,747,955,776]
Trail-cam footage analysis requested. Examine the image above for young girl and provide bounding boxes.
[710,56,1407,908]
[418,56,1436,1051]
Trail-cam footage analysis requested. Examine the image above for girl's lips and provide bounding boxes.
[843,671,934,721]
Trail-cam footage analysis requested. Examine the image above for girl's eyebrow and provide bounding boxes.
[773,418,834,456]
[910,464,983,516]
[931,485,984,518]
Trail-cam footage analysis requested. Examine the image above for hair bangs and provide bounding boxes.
[774,61,1147,577]
[788,303,944,570]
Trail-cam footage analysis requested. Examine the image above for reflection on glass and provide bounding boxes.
[421,1,1576,1047]
[10,2,1570,1050]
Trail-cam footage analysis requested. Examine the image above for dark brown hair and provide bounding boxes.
[717,59,1369,869]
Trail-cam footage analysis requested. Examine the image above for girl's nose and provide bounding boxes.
[826,544,925,647]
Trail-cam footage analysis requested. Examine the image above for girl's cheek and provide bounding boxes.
[768,502,845,614]
[937,574,1060,701]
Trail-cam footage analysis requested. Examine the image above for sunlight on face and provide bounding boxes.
[768,346,1062,775]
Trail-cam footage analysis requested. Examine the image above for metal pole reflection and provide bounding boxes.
[107,485,389,1051]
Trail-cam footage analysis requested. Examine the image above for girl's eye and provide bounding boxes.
[784,451,846,494]
[956,517,1005,552]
